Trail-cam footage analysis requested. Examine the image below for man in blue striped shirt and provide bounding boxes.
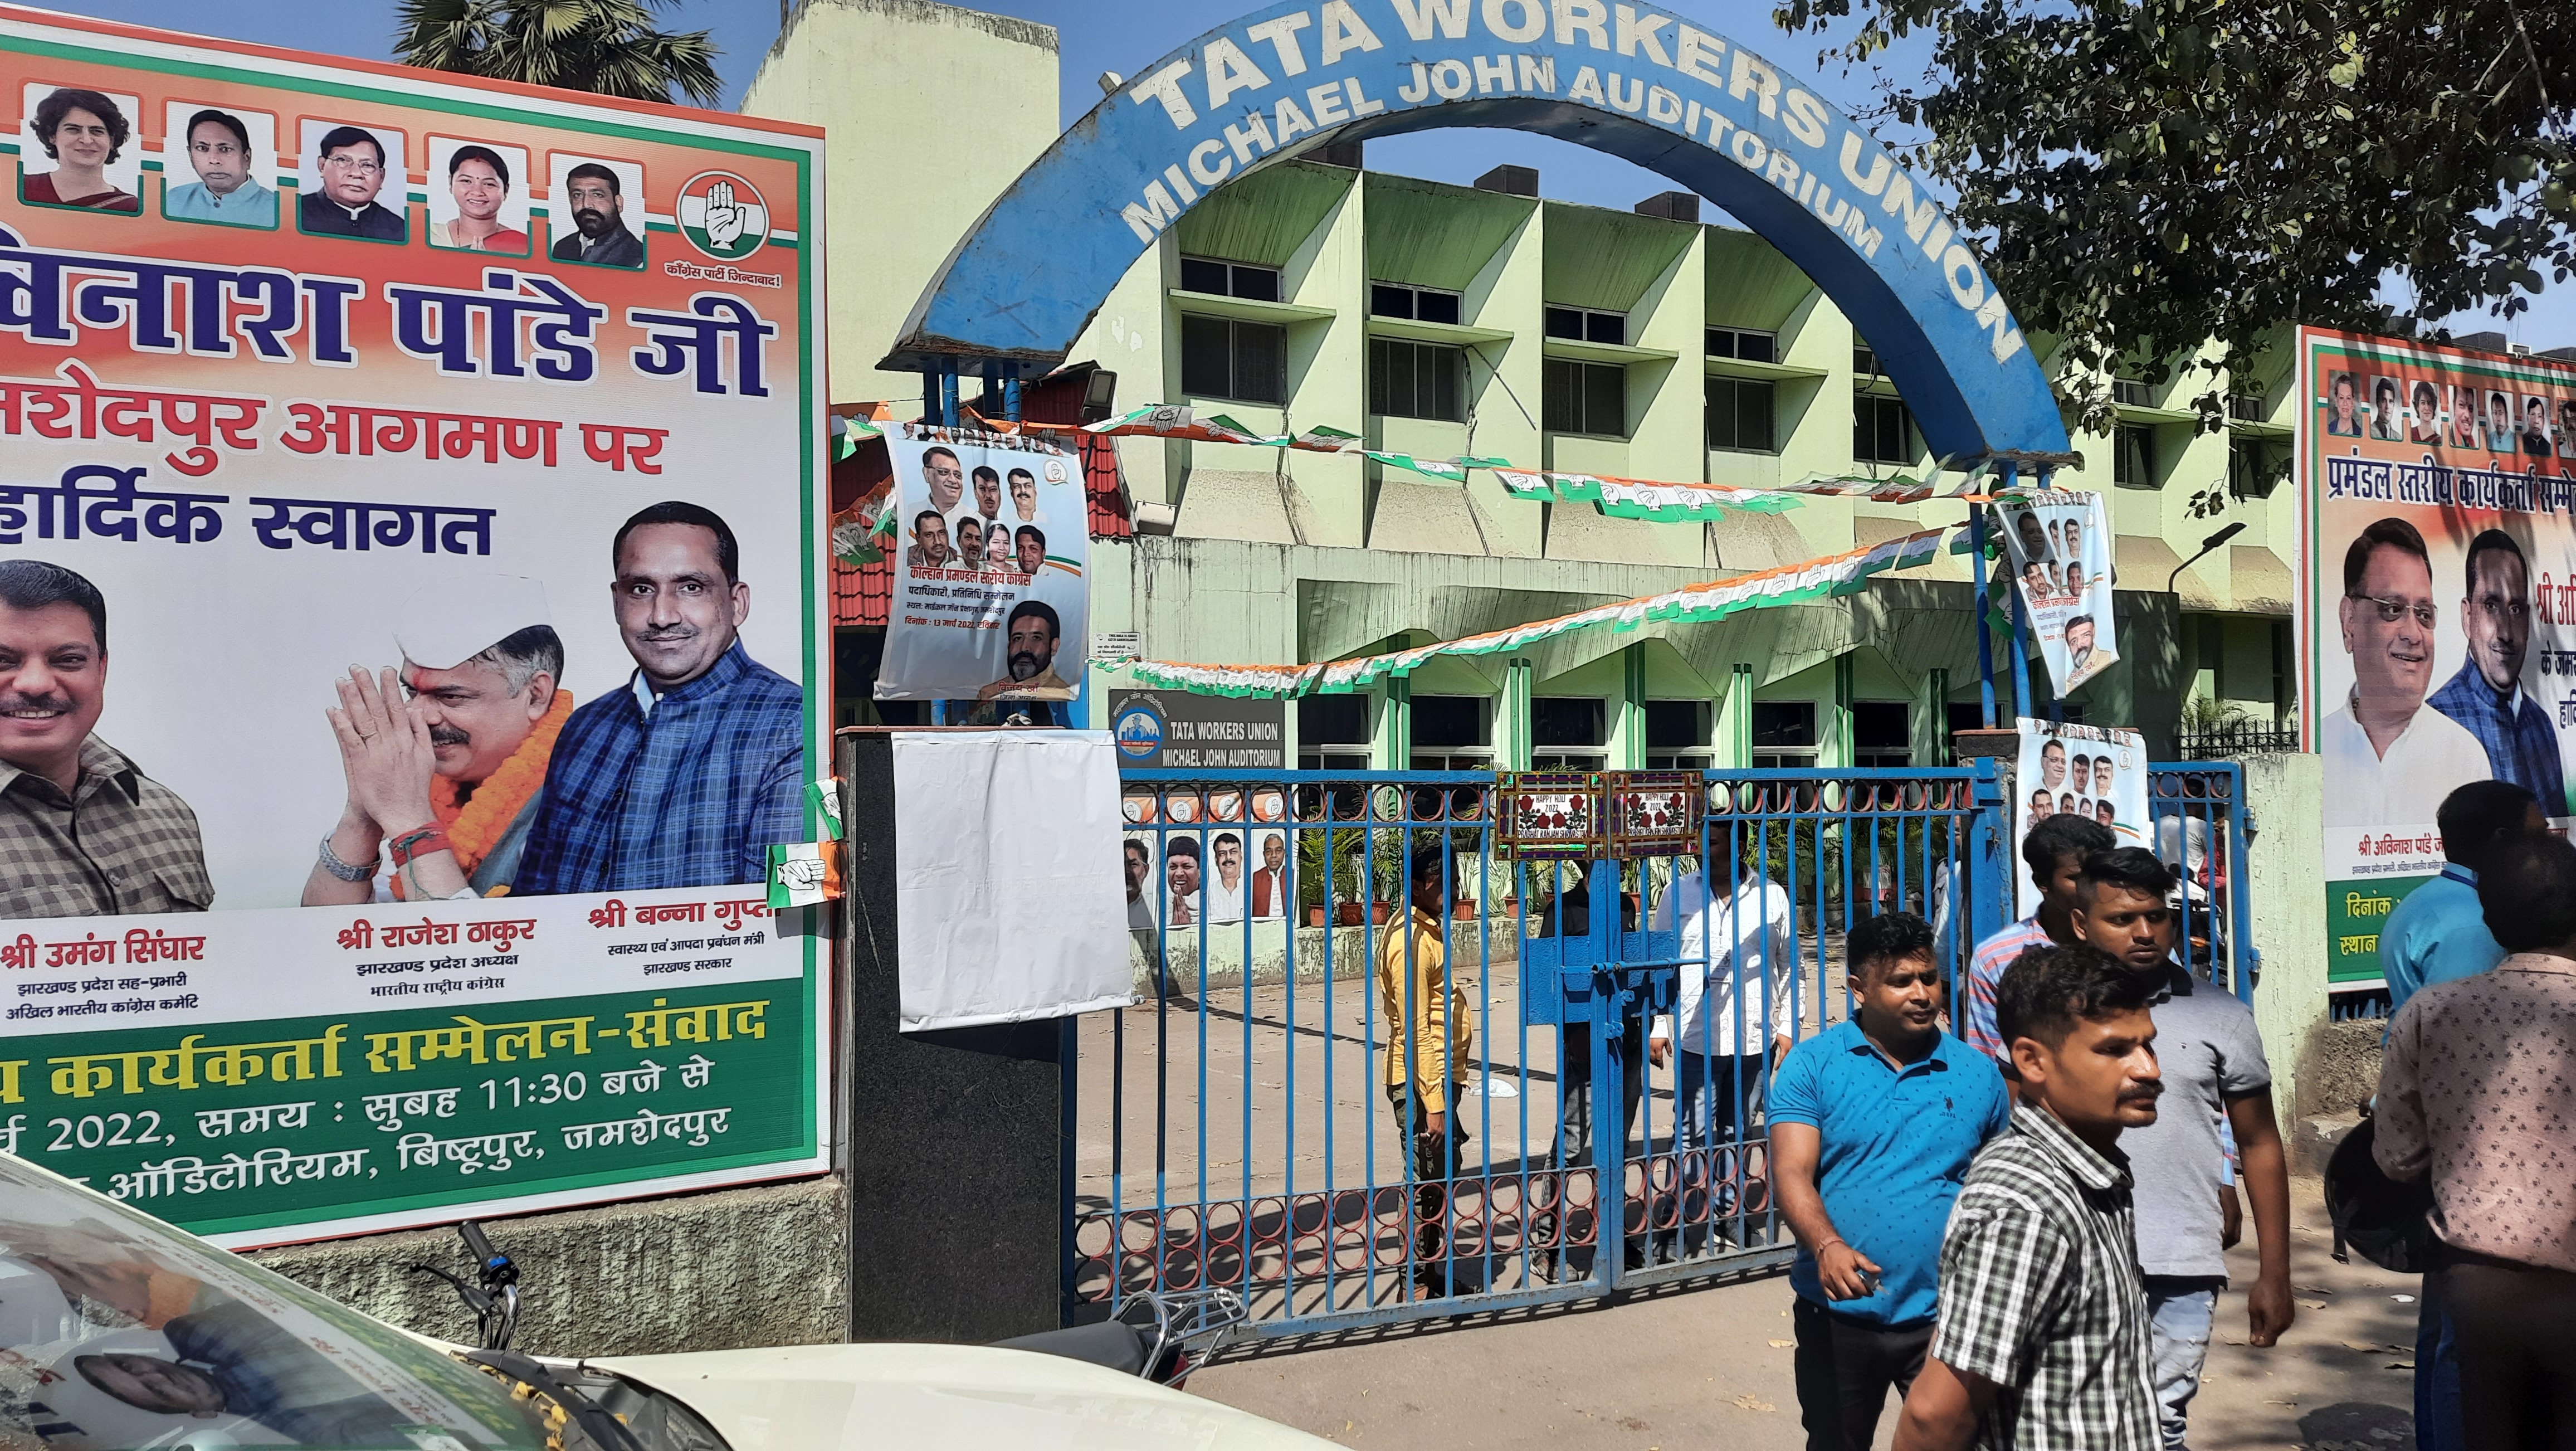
[515,502,806,894]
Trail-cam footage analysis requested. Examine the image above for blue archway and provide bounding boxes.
[885,0,2068,465]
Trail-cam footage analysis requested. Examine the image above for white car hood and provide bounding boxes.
[586,1341,1332,1450]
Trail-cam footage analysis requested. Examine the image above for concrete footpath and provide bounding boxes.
[1187,1176,2417,1451]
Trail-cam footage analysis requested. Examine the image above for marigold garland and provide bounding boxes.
[396,690,572,899]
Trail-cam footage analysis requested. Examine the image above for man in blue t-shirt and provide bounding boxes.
[1771,910,2012,1451]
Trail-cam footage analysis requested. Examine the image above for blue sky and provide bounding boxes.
[62,0,2573,349]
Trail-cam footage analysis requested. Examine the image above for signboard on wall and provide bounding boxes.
[1108,689,1285,770]
[2297,326,2576,986]
[0,7,828,1245]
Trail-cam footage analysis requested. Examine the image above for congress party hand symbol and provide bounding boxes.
[705,181,743,249]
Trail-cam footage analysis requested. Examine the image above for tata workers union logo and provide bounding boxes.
[676,171,768,261]
[1114,699,1167,761]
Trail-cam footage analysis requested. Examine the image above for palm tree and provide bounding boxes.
[394,0,722,109]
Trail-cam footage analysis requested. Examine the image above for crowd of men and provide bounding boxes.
[1368,782,2574,1448]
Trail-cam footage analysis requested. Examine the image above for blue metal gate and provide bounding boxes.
[1074,760,2252,1340]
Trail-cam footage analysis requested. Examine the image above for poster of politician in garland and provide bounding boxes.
[2300,326,2576,987]
[0,7,830,1244]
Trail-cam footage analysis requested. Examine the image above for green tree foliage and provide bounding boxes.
[1777,0,2575,431]
[394,0,721,108]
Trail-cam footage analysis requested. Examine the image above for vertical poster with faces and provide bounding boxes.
[2299,327,2576,987]
[1993,489,2118,695]
[2011,718,2148,918]
[876,422,1090,705]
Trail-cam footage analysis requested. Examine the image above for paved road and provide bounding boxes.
[1187,1176,2416,1451]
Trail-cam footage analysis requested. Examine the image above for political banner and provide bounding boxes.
[2298,327,2576,986]
[875,423,1089,704]
[2010,718,2147,917]
[1993,490,2116,695]
[0,8,829,1243]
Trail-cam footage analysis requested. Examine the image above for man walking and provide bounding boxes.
[1893,944,2163,1451]
[2373,779,2541,1451]
[1964,815,2116,1059]
[2380,779,2542,1014]
[1378,848,1473,1297]
[2072,848,2294,1449]
[2377,834,2576,1448]
[1773,912,2011,1450]
[1650,834,1796,1143]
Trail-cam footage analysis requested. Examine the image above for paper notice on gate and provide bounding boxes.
[892,731,1132,1030]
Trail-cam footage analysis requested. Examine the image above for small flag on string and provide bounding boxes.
[768,841,843,909]
[806,778,845,840]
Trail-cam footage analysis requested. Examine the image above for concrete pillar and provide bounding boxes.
[1716,663,1754,767]
[1379,677,1411,770]
[838,729,1065,1341]
[1613,644,1647,769]
[2245,751,2326,1131]
[1914,667,1951,766]
[1830,654,1857,768]
[1502,658,1534,770]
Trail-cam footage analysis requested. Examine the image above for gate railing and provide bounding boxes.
[1079,765,2001,1337]
[1078,761,2250,1340]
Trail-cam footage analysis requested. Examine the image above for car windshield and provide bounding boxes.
[0,1152,547,1450]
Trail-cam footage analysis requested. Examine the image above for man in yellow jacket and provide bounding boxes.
[1378,846,1475,1295]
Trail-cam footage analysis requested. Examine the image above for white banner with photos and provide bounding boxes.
[2011,718,2149,916]
[876,423,1090,702]
[1994,490,2118,695]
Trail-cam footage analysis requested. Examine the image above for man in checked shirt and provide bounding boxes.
[1895,944,2163,1451]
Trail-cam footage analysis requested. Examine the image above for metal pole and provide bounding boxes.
[1002,366,1023,423]
[1968,496,1998,728]
[939,372,960,428]
[1999,464,2031,722]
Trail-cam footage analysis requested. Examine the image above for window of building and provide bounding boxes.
[2112,422,2159,487]
[1706,326,1777,363]
[1531,695,1608,770]
[1297,694,1370,772]
[1855,395,1915,464]
[1853,700,1910,768]
[1751,700,1817,768]
[1370,282,1462,325]
[1180,315,1286,405]
[2227,393,2267,422]
[1544,358,1627,436]
[1179,256,1282,302]
[2229,437,2282,499]
[1706,377,1777,452]
[2111,377,2154,407]
[1409,694,1491,771]
[1544,305,1626,345]
[1853,345,1883,378]
[1645,699,1713,771]
[1369,338,1466,422]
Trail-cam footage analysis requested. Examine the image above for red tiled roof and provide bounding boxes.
[832,554,889,628]
[1082,432,1132,541]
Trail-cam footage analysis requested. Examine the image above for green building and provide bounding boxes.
[752,0,2302,763]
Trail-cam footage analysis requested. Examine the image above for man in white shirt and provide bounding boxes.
[1650,852,1798,1150]
[1202,831,1247,924]
[2321,517,2490,828]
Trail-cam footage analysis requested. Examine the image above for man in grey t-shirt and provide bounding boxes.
[2074,846,2294,1451]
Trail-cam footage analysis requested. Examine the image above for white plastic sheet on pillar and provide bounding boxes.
[892,731,1132,1030]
